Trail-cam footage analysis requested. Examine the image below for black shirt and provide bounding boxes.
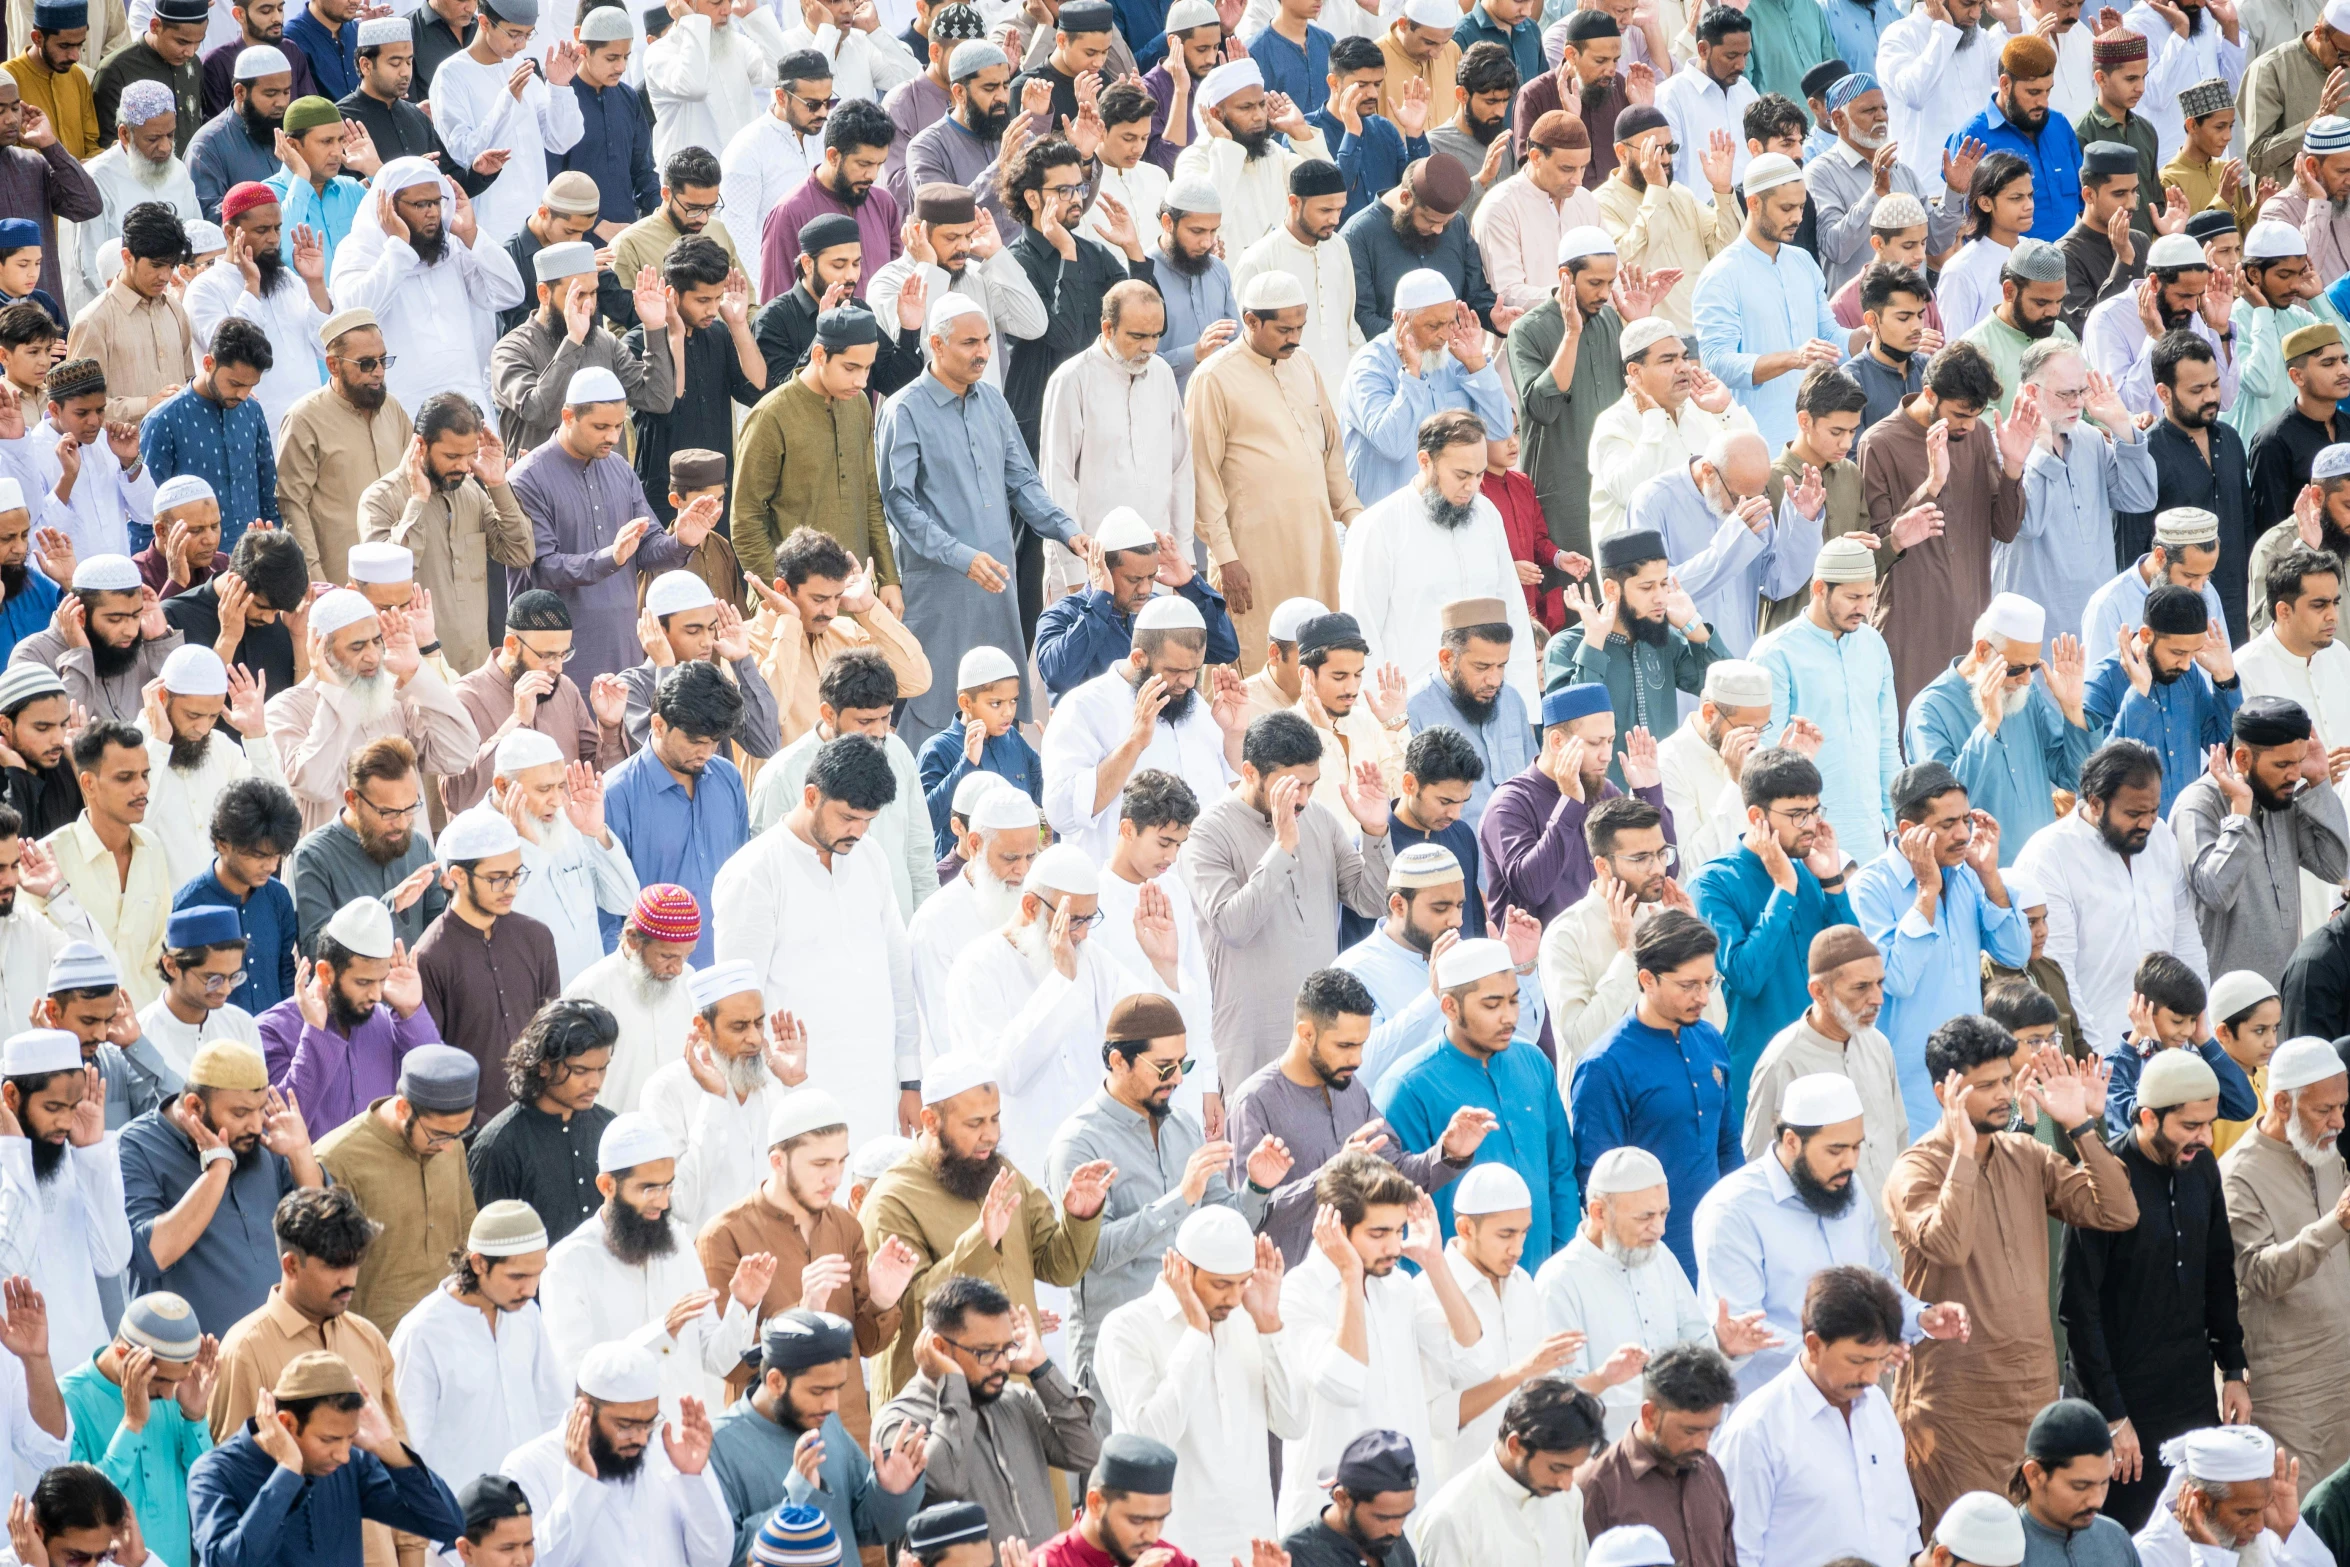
[0,762,79,839]
[2283,903,2350,1042]
[623,319,764,524]
[499,225,635,339]
[1283,1518,1419,1567]
[2249,404,2346,537]
[465,1099,615,1244]
[1010,61,1085,131]
[337,87,495,199]
[2115,417,2253,645]
[163,578,297,701]
[408,8,475,102]
[749,285,924,397]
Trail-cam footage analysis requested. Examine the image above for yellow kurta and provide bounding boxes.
[1375,32,1459,122]
[2213,1062,2267,1157]
[1187,339,1363,673]
[5,54,97,159]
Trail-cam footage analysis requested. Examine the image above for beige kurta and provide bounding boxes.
[265,666,484,834]
[314,1101,478,1337]
[276,383,415,587]
[2220,1128,2350,1481]
[1187,340,1363,673]
[1885,1123,2139,1523]
[746,599,933,751]
[65,278,193,423]
[356,471,536,676]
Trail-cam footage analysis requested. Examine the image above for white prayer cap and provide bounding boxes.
[921,1050,997,1104]
[2246,219,2307,259]
[1977,591,2044,645]
[493,728,564,777]
[2208,969,2279,1027]
[1587,1146,1668,1194]
[152,473,216,513]
[576,1341,664,1402]
[1196,58,1261,107]
[1619,316,1681,361]
[2000,870,2044,911]
[927,291,989,335]
[1936,1493,2026,1567]
[597,1110,679,1173]
[436,808,523,863]
[972,787,1042,834]
[45,943,118,994]
[2146,232,2205,269]
[2317,444,2350,481]
[469,1199,549,1256]
[958,646,1020,688]
[1557,225,1615,266]
[952,771,1005,818]
[308,587,379,636]
[2326,0,2350,32]
[2269,1037,2345,1093]
[1401,0,1456,24]
[688,960,761,1012]
[2154,506,2221,547]
[564,366,627,406]
[1,1029,80,1076]
[1433,936,1513,988]
[357,14,409,44]
[2160,1426,2275,1484]
[1134,594,1206,633]
[1587,1528,1676,1567]
[1814,534,1876,584]
[0,478,23,514]
[322,897,395,959]
[1237,269,1307,312]
[1024,842,1099,897]
[850,1135,912,1181]
[1780,1073,1865,1127]
[1094,507,1157,554]
[1452,1162,1532,1214]
[767,1088,850,1146]
[160,644,229,697]
[1164,0,1218,29]
[1741,151,1803,195]
[70,555,140,592]
[2138,1048,2221,1112]
[1175,1206,1257,1275]
[234,43,292,77]
[1868,192,1928,228]
[1701,659,1771,708]
[377,155,442,194]
[645,570,717,617]
[185,221,225,255]
[1392,268,1456,312]
[346,541,414,584]
[1267,597,1328,640]
[1388,842,1462,890]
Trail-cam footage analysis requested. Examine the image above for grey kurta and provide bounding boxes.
[508,440,693,692]
[2171,772,2350,982]
[2219,1127,2350,1481]
[7,628,181,724]
[488,313,677,457]
[1506,296,1623,560]
[1223,1063,1468,1263]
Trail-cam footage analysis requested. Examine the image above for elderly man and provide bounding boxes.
[635,962,813,1234]
[904,781,1042,1047]
[1038,279,1193,593]
[1586,320,1756,543]
[2131,1426,2330,1567]
[74,80,198,316]
[483,728,639,987]
[1627,428,1826,662]
[2172,697,2349,981]
[1989,339,2159,638]
[1339,270,1513,507]
[557,885,697,1114]
[1807,73,1969,293]
[1741,926,1908,1230]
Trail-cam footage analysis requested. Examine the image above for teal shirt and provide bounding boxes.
[1905,662,2100,863]
[1742,0,1838,118]
[60,1354,213,1567]
[1687,844,1857,1131]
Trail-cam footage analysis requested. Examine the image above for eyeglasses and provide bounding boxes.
[1040,895,1104,932]
[1767,804,1825,825]
[1149,1056,1195,1082]
[1041,179,1085,198]
[355,793,422,823]
[467,866,534,892]
[196,969,248,993]
[333,354,397,372]
[514,637,571,664]
[1611,845,1678,871]
[673,196,721,216]
[941,1335,1016,1367]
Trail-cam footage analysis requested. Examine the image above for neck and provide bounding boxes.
[658,752,699,792]
[97,1344,126,1386]
[452,893,496,933]
[1277,1047,1325,1090]
[2024,1497,2082,1537]
[1905,395,1936,428]
[2299,391,2338,423]
[1284,216,1318,248]
[164,989,209,1026]
[89,807,134,855]
[1448,1024,1501,1062]
[362,74,398,102]
[761,1171,815,1228]
[2098,96,2129,121]
[1805,598,1844,637]
[1805,1001,1851,1043]
[467,35,500,59]
[1747,222,1778,257]
[1799,1348,1854,1412]
[1635,998,1675,1033]
[2274,619,2321,658]
[533,1093,574,1121]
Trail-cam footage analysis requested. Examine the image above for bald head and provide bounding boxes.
[1702,430,1773,500]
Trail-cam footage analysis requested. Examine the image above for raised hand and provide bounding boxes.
[872,1416,927,1493]
[1313,1201,1364,1285]
[1698,127,1735,192]
[259,1086,311,1157]
[2207,742,2253,816]
[980,1165,1021,1246]
[1061,1158,1115,1219]
[663,1396,714,1476]
[867,1233,921,1309]
[2116,624,2153,697]
[1712,1296,1782,1357]
[1620,725,1661,789]
[253,1389,304,1472]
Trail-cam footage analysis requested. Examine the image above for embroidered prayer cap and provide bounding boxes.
[644,569,717,618]
[1388,842,1463,889]
[1813,533,1877,584]
[1196,59,1261,106]
[2234,695,2312,747]
[282,96,343,134]
[766,1089,849,1148]
[629,884,702,945]
[1541,682,1611,726]
[2309,115,2350,155]
[2138,1047,2221,1111]
[1451,1161,1532,1214]
[358,14,412,44]
[758,1309,857,1372]
[1741,151,1802,196]
[920,1050,996,1104]
[1587,1528,1677,1567]
[46,942,118,994]
[1289,158,1346,198]
[1267,597,1330,640]
[2246,219,2307,259]
[1433,936,1512,988]
[905,1506,990,1554]
[1868,192,1927,228]
[1936,1493,2026,1567]
[0,1029,78,1076]
[972,787,1042,834]
[2285,321,2342,359]
[2178,77,2233,118]
[2154,505,2221,547]
[1825,71,1876,111]
[1106,993,1184,1043]
[71,554,140,592]
[347,541,414,585]
[927,290,989,335]
[165,905,241,948]
[1163,0,1217,28]
[189,1040,267,1090]
[533,239,596,282]
[564,365,628,406]
[1175,1205,1255,1274]
[850,1135,912,1181]
[2089,25,2145,64]
[272,1351,362,1399]
[1978,591,2044,645]
[1780,1072,1865,1127]
[576,1341,663,1402]
[308,587,378,635]
[1617,316,1681,360]
[468,1199,550,1256]
[2160,1426,2275,1484]
[119,1292,202,1361]
[1392,268,1456,312]
[1134,594,1206,633]
[457,1477,532,1532]
[43,358,105,401]
[1025,842,1099,897]
[2207,969,2279,1026]
[323,897,396,959]
[1093,506,1157,555]
[687,959,761,1012]
[319,307,378,349]
[397,1044,480,1115]
[160,643,229,697]
[1095,1434,1179,1495]
[957,645,1021,688]
[437,808,523,864]
[234,43,292,77]
[2146,232,2205,269]
[1556,224,1614,266]
[598,1111,679,1173]
[1587,1145,1668,1194]
[1701,659,1770,707]
[2270,1036,2346,1093]
[2004,237,2067,281]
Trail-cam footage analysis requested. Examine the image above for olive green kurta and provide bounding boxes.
[1761,451,1890,634]
[315,1099,479,1337]
[730,373,898,588]
[1506,295,1624,561]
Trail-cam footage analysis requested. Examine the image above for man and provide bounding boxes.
[1038,283,1193,596]
[92,0,204,152]
[74,80,198,317]
[34,721,172,1004]
[1754,534,1899,857]
[1410,1380,1604,1565]
[2248,321,2350,535]
[1588,108,1737,334]
[1340,158,1502,351]
[600,663,748,966]
[410,807,559,1127]
[12,0,104,161]
[1907,593,2098,859]
[1689,155,1856,452]
[2173,697,2347,979]
[1623,424,1827,663]
[2239,543,2349,931]
[279,308,412,590]
[1961,237,2081,414]
[135,638,280,890]
[609,149,743,291]
[642,0,788,169]
[483,728,639,986]
[2078,584,2241,816]
[338,18,495,207]
[138,316,281,551]
[901,48,1016,239]
[2014,1398,2137,1567]
[2083,504,2231,652]
[547,887,690,1117]
[1230,158,1360,389]
[257,891,436,1165]
[1032,514,1238,701]
[442,589,626,817]
[1283,1429,1426,1567]
[1405,603,1531,831]
[283,740,446,960]
[490,239,671,452]
[1952,35,2084,248]
[1576,1342,1739,1566]
[1504,227,1628,564]
[1809,74,1969,293]
[424,1,582,248]
[463,1000,615,1247]
[2218,221,2323,446]
[717,50,828,298]
[310,1045,476,1339]
[1584,320,1755,542]
[759,103,904,307]
[2135,1426,2331,1567]
[1991,340,2159,639]
[186,52,292,220]
[58,1290,219,1567]
[630,961,808,1231]
[1472,111,1595,318]
[739,540,916,759]
[1172,62,1335,258]
[1483,681,1669,927]
[9,555,178,726]
[0,1026,134,1369]
[0,73,101,307]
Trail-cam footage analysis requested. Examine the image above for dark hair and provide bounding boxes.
[924,1273,1012,1335]
[1003,133,1084,225]
[1963,151,2031,241]
[1242,710,1322,772]
[653,659,745,742]
[210,777,301,857]
[2079,738,2162,805]
[5,1067,83,1107]
[121,201,189,265]
[776,47,832,86]
[71,720,144,775]
[1440,619,1513,653]
[1402,725,1483,789]
[1315,1147,1420,1227]
[1982,977,2060,1034]
[348,735,416,793]
[1741,91,1805,146]
[826,97,895,157]
[2268,545,2343,614]
[1923,1012,2019,1079]
[1329,33,1383,73]
[1499,1380,1607,1457]
[817,647,899,715]
[504,997,621,1102]
[1121,768,1199,830]
[1796,364,1869,420]
[274,1185,379,1268]
[774,526,857,589]
[1296,965,1375,1025]
[230,527,310,613]
[1632,907,1716,975]
[31,1466,128,1539]
[415,391,482,446]
[1694,2,1750,40]
[209,317,274,375]
[277,1389,369,1428]
[1740,747,1822,810]
[0,804,20,841]
[2151,327,2215,389]
[1456,39,1519,97]
[1418,408,1486,456]
[1298,625,1370,672]
[1802,1264,1903,1346]
[1099,80,1155,128]
[2133,950,2206,1019]
[0,301,58,352]
[1858,261,1929,317]
[506,589,574,632]
[1585,793,1662,856]
[1925,340,2001,407]
[663,233,731,291]
[1642,1342,1737,1412]
[664,146,721,191]
[809,732,899,811]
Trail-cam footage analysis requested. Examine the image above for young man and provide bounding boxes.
[57,1292,219,1567]
[1841,263,1933,431]
[137,901,264,1088]
[311,1043,480,1333]
[412,808,558,1127]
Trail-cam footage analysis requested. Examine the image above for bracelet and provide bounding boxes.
[417,640,441,655]
[1247,1178,1275,1194]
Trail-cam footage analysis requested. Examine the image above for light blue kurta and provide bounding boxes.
[1990,424,2159,642]
[1691,234,1850,451]
[1406,673,1536,831]
[1338,924,1547,1094]
[1151,252,1241,398]
[2081,557,2230,656]
[1846,847,2031,1137]
[1377,1031,1578,1264]
[1905,663,2100,864]
[1337,332,1515,506]
[2223,295,2346,438]
[1754,614,1902,859]
[1628,467,1821,659]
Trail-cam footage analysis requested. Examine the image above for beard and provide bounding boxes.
[410,223,449,265]
[327,982,373,1031]
[2150,659,2185,686]
[238,103,283,146]
[337,667,400,726]
[338,376,387,411]
[1625,609,1670,646]
[2287,1112,2340,1169]
[1340,1514,1399,1561]
[830,174,872,207]
[604,1198,677,1266]
[1,562,28,601]
[128,145,177,187]
[1847,125,1889,150]
[1599,1230,1656,1267]
[718,1049,768,1097]
[356,820,411,864]
[1788,1155,1857,1216]
[588,1424,647,1482]
[91,635,141,679]
[935,1143,1004,1202]
[970,860,1025,926]
[624,949,684,1011]
[966,100,1012,140]
[1444,668,1499,725]
[1152,680,1197,723]
[2094,811,2151,856]
[168,731,211,771]
[1422,485,1477,530]
[2001,683,2030,716]
[1390,204,1445,255]
[1469,111,1508,145]
[2018,310,2060,341]
[1233,121,1275,160]
[251,243,288,297]
[1826,995,1875,1038]
[1578,76,1614,111]
[2006,100,2048,132]
[28,1135,64,1185]
[1162,241,1213,277]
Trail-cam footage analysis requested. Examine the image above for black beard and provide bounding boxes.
[1579,77,1612,110]
[2159,302,2195,332]
[1444,670,1498,724]
[90,635,141,679]
[1423,488,1476,530]
[251,244,287,296]
[1625,610,1670,646]
[1341,1515,1398,1562]
[1390,205,1445,255]
[1788,1155,1856,1216]
[964,100,1012,140]
[588,1423,646,1481]
[2017,311,2059,341]
[1150,680,1197,723]
[167,732,210,771]
[935,1146,1003,1202]
[0,563,26,600]
[826,172,870,207]
[410,224,449,265]
[2171,396,2217,430]
[2251,775,2298,812]
[1469,112,1508,145]
[2150,660,2185,686]
[1309,1052,1355,1091]
[2003,100,2047,132]
[2095,814,2151,856]
[239,104,283,145]
[328,985,373,1031]
[341,379,387,411]
[1234,121,1275,160]
[1161,243,1212,277]
[604,1198,677,1266]
[28,1135,64,1184]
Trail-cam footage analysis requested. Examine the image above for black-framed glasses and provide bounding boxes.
[467,865,534,892]
[941,1335,1015,1367]
[514,636,572,665]
[1767,804,1825,825]
[1040,895,1104,932]
[355,792,422,823]
[673,196,721,216]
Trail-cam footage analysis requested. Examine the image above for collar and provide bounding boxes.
[260,1285,336,1343]
[1823,139,1868,168]
[354,1099,431,1165]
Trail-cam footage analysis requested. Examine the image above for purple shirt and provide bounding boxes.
[1140,65,1183,174]
[258,997,444,1135]
[757,174,904,303]
[1476,770,1673,928]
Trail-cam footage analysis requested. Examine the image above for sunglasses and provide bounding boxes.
[335,354,397,372]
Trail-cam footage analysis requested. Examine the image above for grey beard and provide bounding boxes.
[1421,486,1477,530]
[624,951,683,1011]
[719,1049,768,1097]
[1599,1232,1656,1267]
[128,150,177,187]
[338,668,399,725]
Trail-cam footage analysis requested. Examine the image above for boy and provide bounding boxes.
[2099,950,2258,1137]
[0,218,65,331]
[649,447,742,612]
[624,235,762,524]
[1481,430,1560,635]
[915,644,1042,858]
[2207,968,2283,1155]
[2159,80,2253,234]
[1762,365,1892,633]
[0,300,59,401]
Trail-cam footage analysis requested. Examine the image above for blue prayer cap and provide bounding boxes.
[0,219,40,253]
[165,905,244,950]
[119,1292,203,1361]
[32,0,88,30]
[1825,71,1876,111]
[751,1506,842,1567]
[1542,683,1612,727]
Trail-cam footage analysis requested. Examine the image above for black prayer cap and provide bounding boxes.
[1597,527,1667,570]
[1289,158,1347,198]
[815,304,881,350]
[2082,142,2139,177]
[1889,760,1964,816]
[1800,57,1850,99]
[759,1309,858,1373]
[2235,694,2313,747]
[1321,1430,1417,1498]
[1295,611,1365,657]
[2026,1399,2114,1465]
[906,1504,991,1552]
[1095,1433,1179,1494]
[798,212,863,256]
[459,1476,533,1532]
[2144,582,2211,636]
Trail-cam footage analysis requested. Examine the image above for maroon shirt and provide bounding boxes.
[1578,1428,1737,1567]
[133,544,230,598]
[1038,1529,1201,1567]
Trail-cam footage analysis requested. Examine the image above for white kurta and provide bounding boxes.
[1338,486,1538,713]
[509,815,640,987]
[503,1423,736,1567]
[1531,1232,1711,1439]
[2012,808,2210,1059]
[719,113,823,300]
[134,997,261,1085]
[22,416,155,560]
[1231,224,1365,391]
[1080,159,1169,255]
[1656,711,1745,874]
[1873,13,2008,189]
[2121,2,2245,158]
[2237,629,2350,937]
[0,1133,132,1371]
[1585,394,1754,545]
[711,825,918,1146]
[1934,238,2012,343]
[2133,1494,2336,1567]
[329,177,526,420]
[1040,667,1237,860]
[638,1061,789,1233]
[867,251,1049,393]
[1038,339,1194,595]
[1095,1278,1308,1567]
[564,950,697,1115]
[181,261,328,437]
[645,9,791,168]
[537,1215,757,1415]
[1409,1447,1589,1567]
[389,1280,569,1490]
[1090,865,1218,1105]
[775,21,920,107]
[135,725,287,890]
[1715,1357,1921,1567]
[1170,128,1332,256]
[429,52,589,248]
[906,870,990,1063]
[747,728,934,920]
[0,905,81,1054]
[1276,1247,1494,1533]
[1419,1242,1545,1481]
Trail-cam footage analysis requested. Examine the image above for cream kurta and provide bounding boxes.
[1187,339,1364,671]
[561,950,696,1115]
[38,816,171,1007]
[1741,1015,1909,1251]
[1538,887,1728,1072]
[1656,711,1742,872]
[746,600,932,752]
[1338,486,1540,711]
[1038,338,1194,595]
[1230,224,1366,393]
[2219,1127,2350,1480]
[136,724,286,889]
[278,384,415,589]
[265,666,483,835]
[1170,127,1333,256]
[1531,1232,1712,1440]
[1590,174,1739,333]
[1410,1444,1589,1567]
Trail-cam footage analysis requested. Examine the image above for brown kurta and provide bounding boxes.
[276,383,415,587]
[1855,398,2026,713]
[356,470,536,676]
[695,1191,900,1440]
[314,1100,478,1336]
[2219,1128,2350,1482]
[441,656,632,816]
[1885,1122,2138,1523]
[1187,339,1364,673]
[858,1148,1101,1405]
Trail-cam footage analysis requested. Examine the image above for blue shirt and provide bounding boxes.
[1821,0,1898,75]
[1688,845,1858,1130]
[1341,807,1487,950]
[555,80,660,226]
[282,9,360,102]
[1846,846,2030,1135]
[913,725,1045,858]
[188,1427,464,1567]
[1378,1032,1577,1263]
[1406,673,1534,831]
[1151,252,1242,396]
[2081,655,2242,814]
[1991,427,2159,640]
[2099,1035,2259,1139]
[1344,924,1535,1092]
[1755,615,1900,860]
[1949,99,2082,242]
[2081,558,2230,655]
[710,1402,925,1563]
[1113,0,1172,69]
[1454,3,1544,84]
[119,1106,304,1334]
[174,867,298,1014]
[1252,24,1334,117]
[1339,333,1515,505]
[186,113,279,223]
[1307,108,1428,221]
[1627,466,1817,660]
[0,574,60,665]
[139,386,280,549]
[601,746,748,963]
[1691,235,1849,451]
[263,170,366,273]
[1032,578,1240,699]
[1905,663,2099,863]
[1570,1011,1738,1276]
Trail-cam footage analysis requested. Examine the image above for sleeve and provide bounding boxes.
[876,400,977,574]
[2057,1215,2127,1417]
[190,1459,307,1567]
[2223,1159,2350,1301]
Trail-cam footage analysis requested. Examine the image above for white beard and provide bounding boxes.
[970,862,1024,926]
[341,669,400,726]
[128,152,177,189]
[624,950,685,1011]
[2287,1113,2339,1170]
[2002,684,2030,716]
[1601,1233,1657,1267]
[1008,917,1054,975]
[719,1049,768,1097]
[1848,128,1888,150]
